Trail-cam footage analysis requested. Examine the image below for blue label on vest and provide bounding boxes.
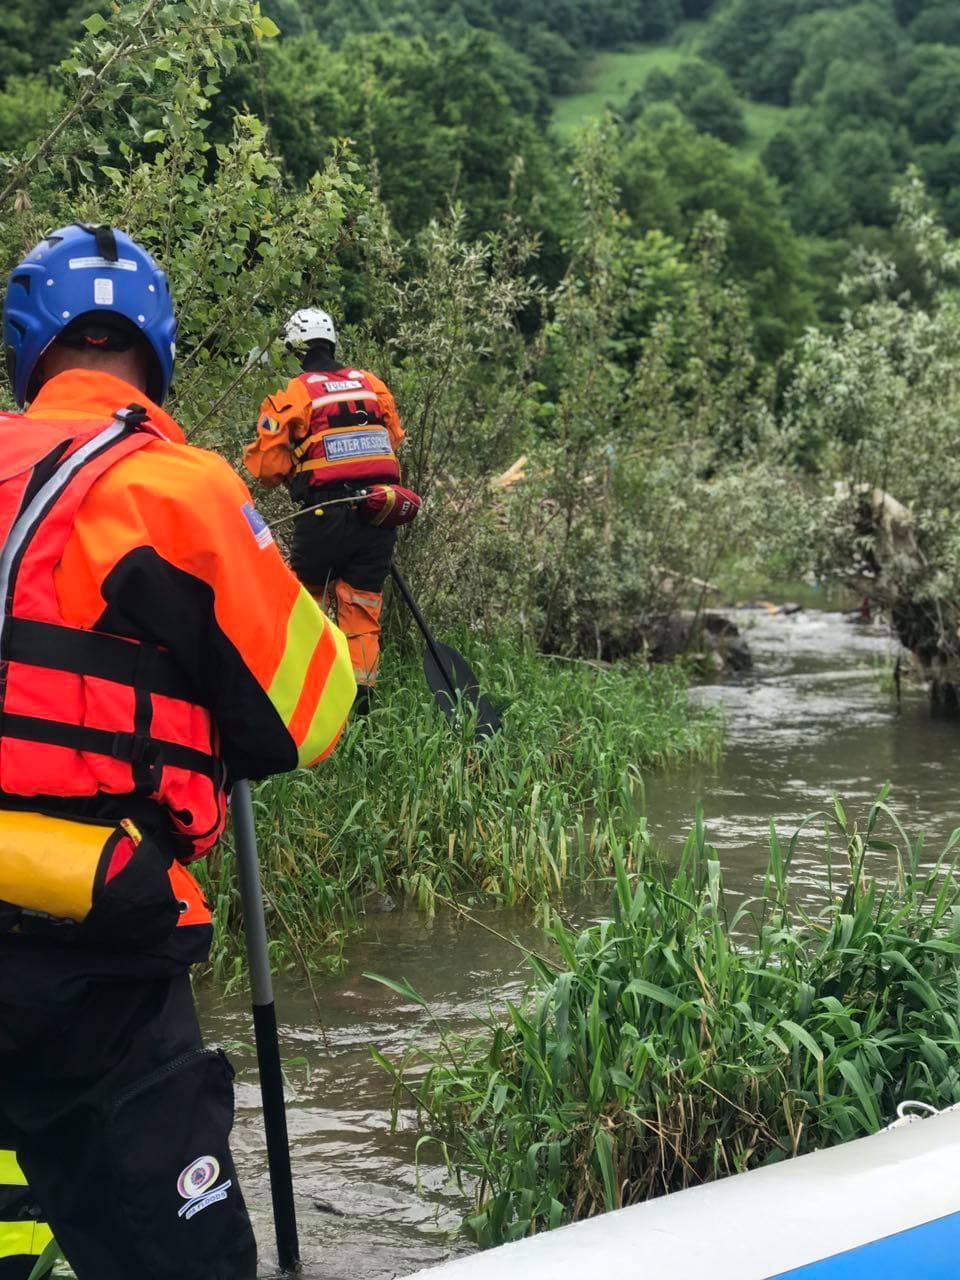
[241,502,274,550]
[323,428,391,461]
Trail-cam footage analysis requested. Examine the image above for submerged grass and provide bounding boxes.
[374,788,960,1247]
[200,638,719,980]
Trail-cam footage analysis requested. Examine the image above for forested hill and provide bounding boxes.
[2,0,958,357]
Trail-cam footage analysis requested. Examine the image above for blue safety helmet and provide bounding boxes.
[3,223,176,406]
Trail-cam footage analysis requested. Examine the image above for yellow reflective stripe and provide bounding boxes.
[292,432,324,460]
[0,1151,26,1186]
[0,1218,52,1258]
[297,624,356,766]
[267,589,328,730]
[368,486,396,525]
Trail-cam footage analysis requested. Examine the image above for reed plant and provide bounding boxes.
[200,638,719,979]
[373,789,960,1246]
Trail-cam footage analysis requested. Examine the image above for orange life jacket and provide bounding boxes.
[0,406,226,890]
[291,369,401,487]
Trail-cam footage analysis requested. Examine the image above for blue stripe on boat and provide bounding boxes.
[774,1210,960,1277]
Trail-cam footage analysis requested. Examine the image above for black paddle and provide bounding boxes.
[232,780,301,1275]
[389,564,501,739]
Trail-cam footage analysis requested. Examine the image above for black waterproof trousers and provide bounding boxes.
[0,937,257,1280]
[290,486,397,597]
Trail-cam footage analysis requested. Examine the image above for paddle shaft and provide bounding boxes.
[232,780,301,1275]
[267,490,368,531]
[389,564,460,704]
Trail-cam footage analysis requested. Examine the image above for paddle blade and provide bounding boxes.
[423,641,501,739]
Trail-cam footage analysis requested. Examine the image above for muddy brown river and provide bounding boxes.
[198,609,960,1279]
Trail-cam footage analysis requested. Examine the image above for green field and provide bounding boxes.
[551,23,789,160]
[741,99,790,158]
[552,42,700,138]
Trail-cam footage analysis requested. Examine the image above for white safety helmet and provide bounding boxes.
[284,307,337,351]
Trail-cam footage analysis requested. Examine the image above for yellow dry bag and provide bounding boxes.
[0,811,179,947]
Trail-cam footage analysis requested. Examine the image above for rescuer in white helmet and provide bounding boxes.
[244,309,421,710]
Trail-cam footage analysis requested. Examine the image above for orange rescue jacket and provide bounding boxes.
[244,367,404,490]
[0,371,356,882]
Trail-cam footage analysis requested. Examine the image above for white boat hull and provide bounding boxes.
[405,1111,960,1278]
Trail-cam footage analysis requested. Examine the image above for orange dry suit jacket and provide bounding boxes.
[0,370,356,933]
[243,367,404,491]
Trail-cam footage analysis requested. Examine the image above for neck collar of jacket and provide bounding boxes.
[26,370,185,443]
[301,348,342,374]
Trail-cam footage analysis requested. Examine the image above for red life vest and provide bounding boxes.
[291,369,400,487]
[0,408,227,866]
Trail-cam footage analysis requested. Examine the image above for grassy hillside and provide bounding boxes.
[552,40,699,137]
[551,21,788,160]
[739,100,790,158]
[552,22,704,137]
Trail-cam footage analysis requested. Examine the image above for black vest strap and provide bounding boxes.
[0,714,218,779]
[5,619,204,703]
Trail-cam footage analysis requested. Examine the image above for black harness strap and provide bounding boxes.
[132,641,159,793]
[326,400,379,428]
[1,714,219,780]
[6,619,204,703]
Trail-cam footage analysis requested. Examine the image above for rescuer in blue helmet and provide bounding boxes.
[0,224,356,1279]
[3,222,176,407]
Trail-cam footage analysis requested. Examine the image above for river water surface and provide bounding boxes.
[199,609,960,1279]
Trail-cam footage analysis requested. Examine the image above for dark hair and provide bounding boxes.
[53,312,161,400]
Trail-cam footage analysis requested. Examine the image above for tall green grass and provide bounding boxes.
[374,789,960,1247]
[200,639,719,980]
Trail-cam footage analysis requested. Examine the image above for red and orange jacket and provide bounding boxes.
[244,366,404,490]
[0,370,356,876]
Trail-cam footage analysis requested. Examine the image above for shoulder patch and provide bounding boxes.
[241,502,274,550]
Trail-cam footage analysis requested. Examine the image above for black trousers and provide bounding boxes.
[290,487,397,594]
[0,937,256,1280]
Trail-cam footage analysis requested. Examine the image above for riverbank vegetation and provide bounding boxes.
[203,641,720,978]
[376,793,960,1245]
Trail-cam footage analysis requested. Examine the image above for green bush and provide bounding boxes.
[376,789,960,1246]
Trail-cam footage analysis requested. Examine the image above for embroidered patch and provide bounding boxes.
[176,1158,232,1221]
[323,428,391,461]
[323,378,363,392]
[242,502,274,549]
[177,1156,220,1201]
[259,414,280,434]
[178,1181,232,1221]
